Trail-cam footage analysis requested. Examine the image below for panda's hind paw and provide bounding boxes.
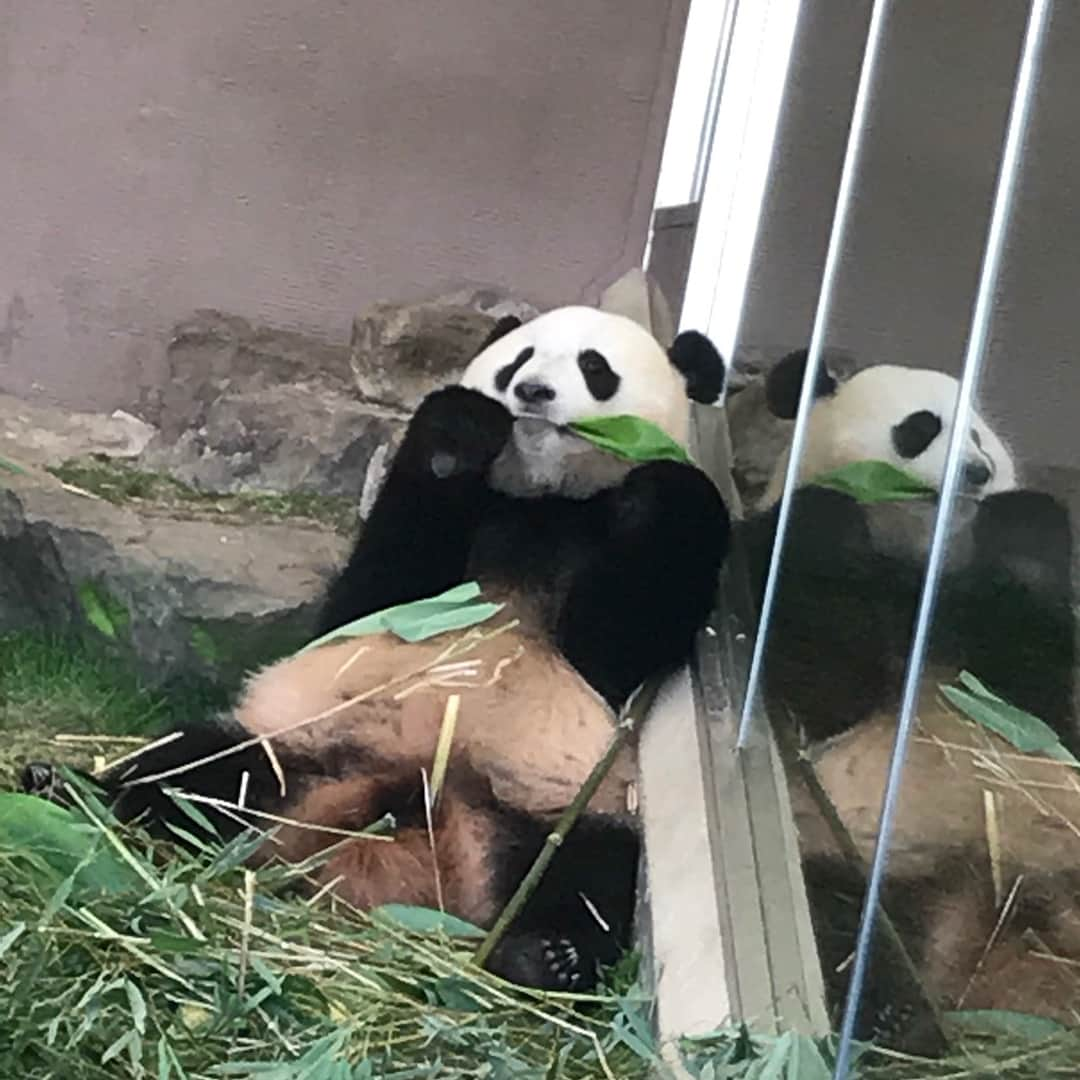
[21,761,71,806]
[484,932,590,992]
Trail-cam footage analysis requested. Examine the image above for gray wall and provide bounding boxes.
[738,0,1080,471]
[0,0,688,412]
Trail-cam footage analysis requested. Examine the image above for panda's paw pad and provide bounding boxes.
[414,387,513,477]
[21,761,66,803]
[483,931,589,992]
[541,937,584,989]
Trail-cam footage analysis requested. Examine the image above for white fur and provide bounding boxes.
[762,364,1017,509]
[460,306,691,445]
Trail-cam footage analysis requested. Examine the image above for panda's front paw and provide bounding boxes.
[613,460,725,539]
[406,386,514,479]
[483,932,592,992]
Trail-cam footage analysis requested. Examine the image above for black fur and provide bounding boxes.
[803,852,948,1055]
[764,348,839,420]
[495,347,534,393]
[891,409,943,459]
[668,330,726,405]
[485,809,639,990]
[740,485,1076,749]
[478,315,524,353]
[577,349,619,401]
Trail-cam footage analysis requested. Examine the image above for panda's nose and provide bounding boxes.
[514,380,556,405]
[963,460,991,488]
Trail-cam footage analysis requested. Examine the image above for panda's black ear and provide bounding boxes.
[668,330,726,404]
[765,348,838,419]
[475,315,523,355]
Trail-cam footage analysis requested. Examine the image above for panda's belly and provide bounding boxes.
[234,612,635,819]
[791,684,1080,878]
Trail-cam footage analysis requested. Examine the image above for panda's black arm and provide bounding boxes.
[739,488,902,742]
[555,459,731,709]
[942,490,1076,746]
[317,387,513,635]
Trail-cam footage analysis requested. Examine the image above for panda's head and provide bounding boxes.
[460,305,725,446]
[761,349,1017,507]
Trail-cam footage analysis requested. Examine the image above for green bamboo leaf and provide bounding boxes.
[782,1036,832,1080]
[78,582,118,639]
[948,1008,1069,1040]
[371,903,485,938]
[0,921,26,959]
[0,792,140,895]
[941,671,1079,764]
[125,978,148,1035]
[0,455,28,475]
[809,459,936,503]
[569,414,692,465]
[298,581,504,653]
[101,1028,136,1066]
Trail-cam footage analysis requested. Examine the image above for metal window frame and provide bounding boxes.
[635,0,829,1051]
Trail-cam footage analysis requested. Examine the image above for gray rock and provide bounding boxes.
[141,310,355,440]
[0,470,348,687]
[598,268,675,347]
[143,384,401,498]
[1,391,156,469]
[139,292,539,497]
[137,309,387,498]
[348,288,538,414]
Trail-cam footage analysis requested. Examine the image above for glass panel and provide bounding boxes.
[724,0,1078,1068]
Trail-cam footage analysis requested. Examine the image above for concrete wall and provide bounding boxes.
[0,0,688,412]
[738,0,1080,471]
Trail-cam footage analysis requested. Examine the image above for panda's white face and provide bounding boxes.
[460,306,691,445]
[763,364,1017,507]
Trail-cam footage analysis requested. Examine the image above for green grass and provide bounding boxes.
[0,632,224,784]
[49,455,358,534]
[0,778,661,1080]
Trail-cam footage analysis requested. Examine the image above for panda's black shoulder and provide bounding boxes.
[738,485,1076,745]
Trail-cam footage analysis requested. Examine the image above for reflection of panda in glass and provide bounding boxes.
[744,349,1080,1051]
[760,348,1018,509]
[25,306,731,993]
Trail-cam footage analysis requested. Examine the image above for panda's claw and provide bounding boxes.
[483,931,591,992]
[539,936,583,989]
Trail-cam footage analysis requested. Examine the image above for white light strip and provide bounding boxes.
[679,0,803,363]
[833,2,1053,1076]
[652,0,737,212]
[736,0,890,749]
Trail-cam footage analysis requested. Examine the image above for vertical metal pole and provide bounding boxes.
[690,0,741,204]
[736,0,892,748]
[832,2,1053,1076]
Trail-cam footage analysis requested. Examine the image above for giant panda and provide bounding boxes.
[743,348,1080,1050]
[23,305,731,994]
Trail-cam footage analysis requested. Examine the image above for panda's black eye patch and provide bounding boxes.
[578,349,620,401]
[892,409,943,459]
[494,347,534,393]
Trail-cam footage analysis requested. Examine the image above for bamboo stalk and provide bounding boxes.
[473,679,659,970]
[771,708,947,1052]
